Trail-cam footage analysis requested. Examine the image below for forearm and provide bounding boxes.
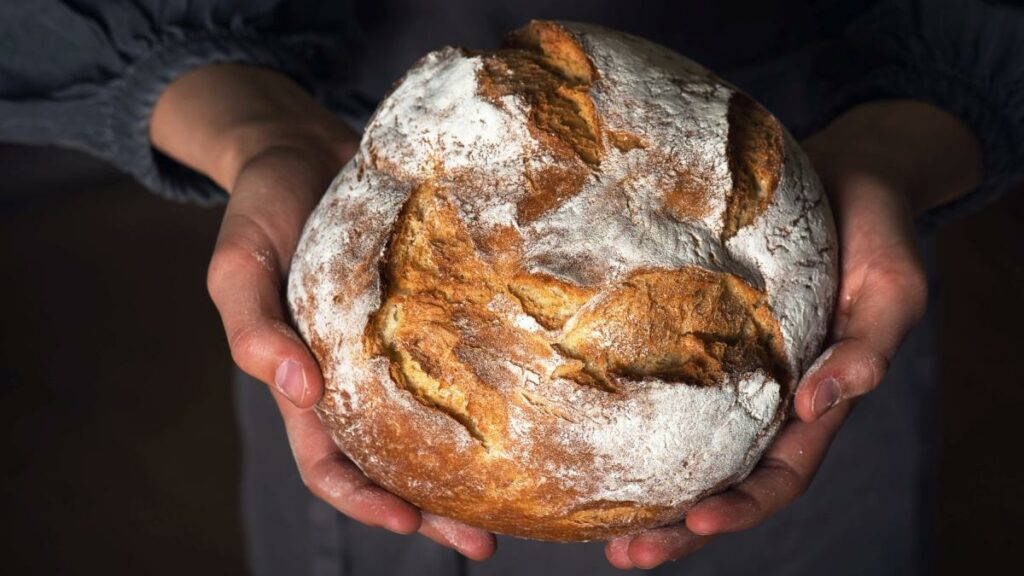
[150,64,356,192]
[803,100,983,217]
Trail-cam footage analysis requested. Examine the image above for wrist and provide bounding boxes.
[150,64,357,191]
[214,117,357,192]
[802,100,983,216]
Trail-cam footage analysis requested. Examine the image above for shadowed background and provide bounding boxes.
[1,144,1021,574]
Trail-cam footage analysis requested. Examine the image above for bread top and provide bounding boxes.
[287,21,837,540]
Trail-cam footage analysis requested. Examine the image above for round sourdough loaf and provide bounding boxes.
[287,20,837,541]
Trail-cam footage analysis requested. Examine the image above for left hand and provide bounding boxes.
[605,100,982,569]
[151,64,498,560]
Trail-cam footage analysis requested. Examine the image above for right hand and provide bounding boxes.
[151,64,497,560]
[604,99,982,570]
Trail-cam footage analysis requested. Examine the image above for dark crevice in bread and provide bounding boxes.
[375,307,491,448]
[550,343,623,393]
[722,92,784,239]
[554,268,791,391]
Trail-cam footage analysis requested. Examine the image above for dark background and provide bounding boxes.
[1,143,1022,574]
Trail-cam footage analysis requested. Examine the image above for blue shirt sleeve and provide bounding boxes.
[809,0,1024,231]
[0,0,358,204]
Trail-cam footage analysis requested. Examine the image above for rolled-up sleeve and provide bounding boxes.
[809,0,1024,231]
[0,0,357,203]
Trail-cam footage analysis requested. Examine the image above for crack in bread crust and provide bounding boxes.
[476,21,602,225]
[722,92,785,239]
[367,178,789,449]
[507,272,595,331]
[477,48,601,167]
[556,269,790,392]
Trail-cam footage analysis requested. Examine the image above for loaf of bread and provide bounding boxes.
[287,20,837,541]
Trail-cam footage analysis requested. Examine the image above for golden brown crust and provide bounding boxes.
[353,169,789,538]
[287,20,836,542]
[478,23,602,167]
[556,268,789,392]
[722,92,785,239]
[505,20,597,85]
[607,130,648,152]
[661,165,715,222]
[507,271,596,331]
[518,163,590,224]
[357,23,792,540]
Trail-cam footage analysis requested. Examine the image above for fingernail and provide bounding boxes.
[812,378,842,418]
[275,359,307,404]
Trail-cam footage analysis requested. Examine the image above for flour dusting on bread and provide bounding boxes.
[287,21,836,541]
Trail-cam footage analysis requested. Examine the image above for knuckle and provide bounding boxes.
[294,457,322,494]
[226,323,264,369]
[207,223,279,303]
[869,260,929,326]
[863,348,892,392]
[301,459,354,505]
[760,457,809,498]
[207,243,252,300]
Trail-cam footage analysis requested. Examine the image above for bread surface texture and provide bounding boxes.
[287,21,837,541]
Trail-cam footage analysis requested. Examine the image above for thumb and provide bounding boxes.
[795,176,928,422]
[207,147,338,408]
[794,266,927,421]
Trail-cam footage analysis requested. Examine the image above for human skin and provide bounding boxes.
[150,65,982,567]
[150,64,497,559]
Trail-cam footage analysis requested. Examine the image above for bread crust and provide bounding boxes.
[287,21,837,541]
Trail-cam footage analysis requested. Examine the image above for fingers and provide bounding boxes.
[685,401,850,536]
[208,150,339,407]
[276,386,495,556]
[794,272,924,421]
[274,391,423,534]
[208,213,323,407]
[419,513,498,561]
[221,148,497,557]
[605,537,633,569]
[605,527,710,570]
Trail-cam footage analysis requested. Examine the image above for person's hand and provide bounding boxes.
[605,100,983,569]
[150,64,497,560]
